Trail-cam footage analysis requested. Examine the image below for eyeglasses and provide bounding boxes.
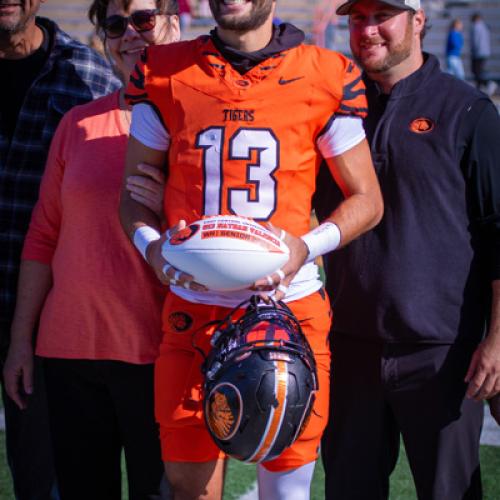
[102,9,162,39]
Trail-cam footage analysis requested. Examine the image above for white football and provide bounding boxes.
[162,215,290,291]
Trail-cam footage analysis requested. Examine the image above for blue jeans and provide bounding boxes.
[447,55,465,80]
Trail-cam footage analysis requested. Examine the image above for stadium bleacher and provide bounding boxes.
[39,0,499,89]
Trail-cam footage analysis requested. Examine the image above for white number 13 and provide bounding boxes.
[196,127,279,220]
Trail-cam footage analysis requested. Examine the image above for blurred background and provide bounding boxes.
[39,0,500,92]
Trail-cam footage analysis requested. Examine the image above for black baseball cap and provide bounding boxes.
[336,0,420,15]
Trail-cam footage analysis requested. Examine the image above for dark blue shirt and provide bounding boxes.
[314,54,500,345]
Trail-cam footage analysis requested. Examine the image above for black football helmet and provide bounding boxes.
[202,296,318,464]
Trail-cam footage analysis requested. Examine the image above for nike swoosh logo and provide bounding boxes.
[278,76,305,85]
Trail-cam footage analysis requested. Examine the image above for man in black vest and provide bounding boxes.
[314,0,500,498]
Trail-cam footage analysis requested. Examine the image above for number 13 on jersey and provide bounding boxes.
[196,126,279,221]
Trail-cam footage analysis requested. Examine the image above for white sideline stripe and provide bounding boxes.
[237,482,258,500]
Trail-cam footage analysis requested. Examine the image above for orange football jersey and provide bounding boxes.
[126,36,367,236]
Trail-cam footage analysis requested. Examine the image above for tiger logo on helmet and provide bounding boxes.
[202,296,318,463]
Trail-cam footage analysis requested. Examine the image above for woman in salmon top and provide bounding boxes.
[3,1,180,498]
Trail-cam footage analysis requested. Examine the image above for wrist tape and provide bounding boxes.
[301,222,341,262]
[133,226,160,261]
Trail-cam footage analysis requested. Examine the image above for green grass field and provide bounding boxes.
[224,446,500,500]
[1,430,499,499]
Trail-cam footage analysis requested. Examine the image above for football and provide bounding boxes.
[161,215,290,291]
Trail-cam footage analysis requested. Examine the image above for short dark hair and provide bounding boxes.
[89,0,179,31]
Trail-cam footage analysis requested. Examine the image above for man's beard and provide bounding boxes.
[352,16,413,74]
[0,7,31,36]
[209,0,273,32]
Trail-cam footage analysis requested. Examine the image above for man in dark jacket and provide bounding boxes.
[314,0,500,498]
[0,0,119,497]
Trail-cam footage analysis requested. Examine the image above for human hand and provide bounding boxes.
[3,339,34,410]
[126,163,165,217]
[146,220,207,291]
[465,338,500,400]
[253,224,309,301]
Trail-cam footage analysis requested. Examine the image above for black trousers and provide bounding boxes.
[43,358,166,500]
[321,334,483,500]
[1,356,59,500]
[471,57,488,88]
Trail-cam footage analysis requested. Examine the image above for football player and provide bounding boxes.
[119,0,384,498]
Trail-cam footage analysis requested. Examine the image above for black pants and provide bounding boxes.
[44,358,165,500]
[321,334,483,500]
[1,356,59,500]
[471,57,488,88]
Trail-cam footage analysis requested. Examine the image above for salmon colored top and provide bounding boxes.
[22,91,164,364]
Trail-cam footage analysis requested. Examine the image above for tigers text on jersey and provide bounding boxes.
[125,36,367,306]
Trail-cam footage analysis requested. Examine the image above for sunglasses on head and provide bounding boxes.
[103,8,162,39]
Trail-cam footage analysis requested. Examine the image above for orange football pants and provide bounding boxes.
[155,289,331,472]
